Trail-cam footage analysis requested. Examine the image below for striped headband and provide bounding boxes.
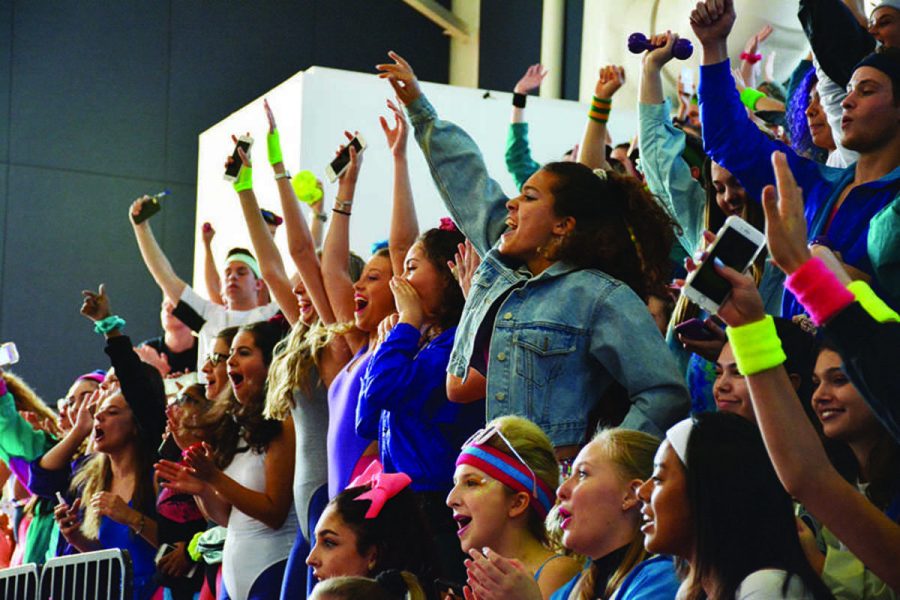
[456,444,556,519]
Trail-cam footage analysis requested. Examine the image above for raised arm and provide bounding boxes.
[579,65,625,171]
[381,98,419,277]
[228,139,300,325]
[506,64,546,190]
[130,199,188,302]
[638,31,706,255]
[739,24,772,89]
[798,0,874,89]
[0,375,52,463]
[201,223,225,305]
[377,51,509,258]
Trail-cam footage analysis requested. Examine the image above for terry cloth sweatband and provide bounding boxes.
[785,257,855,325]
[456,444,555,519]
[267,129,283,166]
[225,253,261,278]
[725,315,787,376]
[94,316,126,335]
[666,418,693,467]
[233,166,253,193]
[847,280,900,322]
[853,52,900,86]
[740,87,766,111]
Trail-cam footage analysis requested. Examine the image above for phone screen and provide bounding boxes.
[690,227,761,305]
[225,139,251,179]
[329,137,364,179]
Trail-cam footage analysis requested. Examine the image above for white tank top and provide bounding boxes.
[222,445,299,600]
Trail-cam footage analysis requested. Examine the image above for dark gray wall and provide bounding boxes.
[0,1,451,400]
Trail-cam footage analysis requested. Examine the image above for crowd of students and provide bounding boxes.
[0,0,898,598]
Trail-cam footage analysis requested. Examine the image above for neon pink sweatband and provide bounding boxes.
[785,258,855,325]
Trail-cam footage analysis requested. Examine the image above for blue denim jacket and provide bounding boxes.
[407,95,690,446]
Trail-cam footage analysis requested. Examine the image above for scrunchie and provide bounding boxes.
[438,217,458,232]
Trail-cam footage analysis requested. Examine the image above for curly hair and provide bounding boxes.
[541,162,677,300]
[787,67,828,163]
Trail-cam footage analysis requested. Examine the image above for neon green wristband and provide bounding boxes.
[847,280,900,323]
[187,530,203,562]
[725,315,787,376]
[267,129,283,166]
[233,166,253,192]
[739,87,766,111]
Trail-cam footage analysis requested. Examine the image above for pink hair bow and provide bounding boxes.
[438,217,458,232]
[348,461,412,519]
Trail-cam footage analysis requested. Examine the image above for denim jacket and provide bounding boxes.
[407,95,690,446]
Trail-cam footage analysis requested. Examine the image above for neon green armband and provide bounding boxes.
[233,166,253,192]
[267,129,283,166]
[725,315,787,376]
[740,87,766,112]
[187,530,203,562]
[847,280,900,323]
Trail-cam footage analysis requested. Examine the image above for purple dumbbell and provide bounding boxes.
[628,33,693,60]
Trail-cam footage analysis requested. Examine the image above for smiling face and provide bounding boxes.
[637,441,692,559]
[805,87,836,152]
[869,7,900,47]
[306,503,376,581]
[812,349,882,445]
[59,378,99,432]
[201,337,231,400]
[713,342,755,423]
[402,241,445,323]
[226,330,268,405]
[841,66,900,153]
[499,170,569,270]
[291,273,317,326]
[555,440,638,559]
[445,464,524,554]
[92,392,137,454]
[352,255,395,333]
[223,260,262,310]
[710,162,748,217]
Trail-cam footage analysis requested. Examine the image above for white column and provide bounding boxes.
[449,0,481,88]
[540,0,566,98]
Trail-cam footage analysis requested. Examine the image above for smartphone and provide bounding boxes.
[133,189,171,225]
[224,135,253,182]
[435,578,465,600]
[155,543,198,577]
[674,318,716,341]
[0,342,19,367]
[681,67,695,96]
[325,134,366,183]
[681,216,766,314]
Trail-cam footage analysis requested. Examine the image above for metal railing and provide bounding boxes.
[0,563,39,600]
[38,549,132,600]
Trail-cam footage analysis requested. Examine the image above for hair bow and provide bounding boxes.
[348,461,412,519]
[438,217,458,232]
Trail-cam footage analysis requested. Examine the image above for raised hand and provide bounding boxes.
[134,344,171,376]
[689,0,736,49]
[375,313,400,351]
[376,51,422,105]
[390,276,424,329]
[80,284,111,322]
[225,133,252,172]
[594,65,626,99]
[336,131,363,186]
[762,151,810,275]
[643,31,679,70]
[513,64,548,95]
[744,23,773,57]
[201,222,216,245]
[263,98,277,134]
[448,240,480,299]
[379,98,408,158]
[182,442,220,483]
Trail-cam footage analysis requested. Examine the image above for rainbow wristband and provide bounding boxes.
[785,258,855,325]
[588,96,611,124]
[233,166,253,192]
[725,315,786,376]
[848,280,900,323]
[739,87,766,112]
[267,130,283,166]
[93,315,126,335]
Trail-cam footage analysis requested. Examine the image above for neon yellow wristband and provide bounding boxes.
[740,87,766,112]
[267,129,283,166]
[725,315,787,376]
[233,166,253,192]
[847,280,900,323]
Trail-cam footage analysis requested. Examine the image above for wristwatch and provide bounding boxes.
[274,170,291,180]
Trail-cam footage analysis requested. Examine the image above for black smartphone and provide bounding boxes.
[435,578,465,600]
[674,318,716,341]
[224,135,253,181]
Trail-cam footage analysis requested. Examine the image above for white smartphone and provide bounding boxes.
[681,67,695,96]
[224,135,253,182]
[681,216,767,314]
[0,342,19,367]
[325,134,366,183]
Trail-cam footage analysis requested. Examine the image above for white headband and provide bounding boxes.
[665,418,694,466]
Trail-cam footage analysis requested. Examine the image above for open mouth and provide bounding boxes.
[502,218,518,238]
[640,509,654,533]
[94,426,105,443]
[453,513,472,537]
[229,372,245,389]
[353,295,369,314]
[558,507,572,530]
[818,407,845,421]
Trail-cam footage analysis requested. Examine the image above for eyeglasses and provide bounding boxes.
[205,352,229,366]
[462,426,538,499]
[172,394,199,407]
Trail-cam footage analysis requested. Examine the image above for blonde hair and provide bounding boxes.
[577,428,661,600]
[310,571,426,600]
[481,416,560,547]
[265,321,333,420]
[3,371,61,439]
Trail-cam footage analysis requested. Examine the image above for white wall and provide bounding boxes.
[193,66,592,289]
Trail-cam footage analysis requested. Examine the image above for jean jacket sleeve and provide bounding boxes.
[505,122,541,192]
[799,0,875,89]
[357,324,453,438]
[407,95,510,258]
[590,285,690,438]
[639,100,705,256]
[0,391,51,463]
[104,335,166,447]
[700,60,822,206]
